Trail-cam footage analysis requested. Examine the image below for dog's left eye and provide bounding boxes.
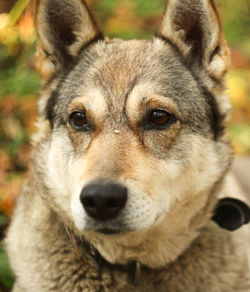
[69,111,88,130]
[146,109,176,129]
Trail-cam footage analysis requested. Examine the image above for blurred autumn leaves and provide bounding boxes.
[216,0,250,154]
[0,0,250,218]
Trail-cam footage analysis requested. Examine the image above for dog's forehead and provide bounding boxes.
[78,39,171,98]
[66,38,198,108]
[84,39,167,82]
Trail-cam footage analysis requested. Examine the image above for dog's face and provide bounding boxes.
[34,0,232,267]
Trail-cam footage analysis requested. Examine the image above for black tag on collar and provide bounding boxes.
[212,197,250,231]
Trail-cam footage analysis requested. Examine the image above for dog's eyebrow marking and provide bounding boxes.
[68,88,107,119]
[123,77,138,115]
[125,81,180,120]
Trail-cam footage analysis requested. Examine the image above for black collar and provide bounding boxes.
[212,197,250,231]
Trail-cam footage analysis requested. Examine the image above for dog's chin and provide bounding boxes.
[88,226,135,238]
[96,228,126,235]
[81,218,136,237]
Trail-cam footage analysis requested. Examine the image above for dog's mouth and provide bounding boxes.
[84,217,133,235]
[96,228,124,235]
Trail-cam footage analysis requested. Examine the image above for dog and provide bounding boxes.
[5,0,250,291]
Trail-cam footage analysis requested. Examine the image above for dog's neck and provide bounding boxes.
[68,197,250,286]
[72,234,147,286]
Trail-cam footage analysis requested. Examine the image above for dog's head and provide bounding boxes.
[34,0,232,267]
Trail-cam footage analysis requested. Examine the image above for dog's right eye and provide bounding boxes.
[69,111,89,130]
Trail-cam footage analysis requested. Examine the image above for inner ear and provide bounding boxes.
[185,18,203,62]
[48,9,77,49]
[171,5,205,62]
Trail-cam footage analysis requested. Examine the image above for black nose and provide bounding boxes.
[80,181,127,221]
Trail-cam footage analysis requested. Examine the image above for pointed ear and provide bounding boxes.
[36,0,103,80]
[157,0,230,80]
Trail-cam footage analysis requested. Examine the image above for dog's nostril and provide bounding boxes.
[106,198,118,209]
[80,181,127,221]
[83,197,95,209]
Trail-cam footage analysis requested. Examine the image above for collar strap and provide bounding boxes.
[212,197,250,231]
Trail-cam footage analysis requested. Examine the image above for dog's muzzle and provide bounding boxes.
[80,180,127,221]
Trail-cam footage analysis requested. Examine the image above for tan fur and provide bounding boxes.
[5,0,250,291]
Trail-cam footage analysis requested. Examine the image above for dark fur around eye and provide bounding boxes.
[144,109,177,130]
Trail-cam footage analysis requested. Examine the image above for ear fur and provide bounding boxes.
[36,0,102,81]
[157,0,230,81]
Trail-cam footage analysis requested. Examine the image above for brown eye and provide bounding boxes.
[150,110,172,126]
[69,111,88,130]
[145,109,176,129]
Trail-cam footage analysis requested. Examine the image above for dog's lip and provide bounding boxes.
[96,228,124,235]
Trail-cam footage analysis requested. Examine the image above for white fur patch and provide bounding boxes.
[71,185,88,230]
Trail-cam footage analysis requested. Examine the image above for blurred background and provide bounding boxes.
[0,0,249,290]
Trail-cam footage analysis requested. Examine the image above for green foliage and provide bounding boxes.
[0,44,40,97]
[216,0,250,57]
[7,0,31,27]
[0,65,40,97]
[134,0,164,17]
[0,127,28,159]
[0,214,14,290]
[0,243,15,290]
[0,214,8,227]
[94,0,120,16]
[228,124,250,154]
